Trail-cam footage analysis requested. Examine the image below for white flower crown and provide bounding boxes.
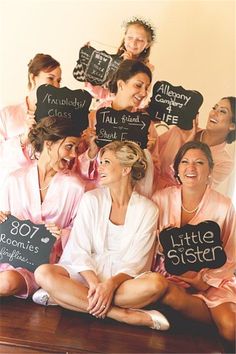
[122,16,156,41]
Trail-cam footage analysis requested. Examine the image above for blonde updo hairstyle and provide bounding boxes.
[100,140,147,185]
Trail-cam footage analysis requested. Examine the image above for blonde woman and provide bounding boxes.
[34,140,170,331]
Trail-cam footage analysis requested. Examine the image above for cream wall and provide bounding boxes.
[0,0,235,199]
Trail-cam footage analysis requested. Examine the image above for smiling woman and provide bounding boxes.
[154,96,236,192]
[33,140,171,332]
[0,53,62,190]
[84,16,155,101]
[98,140,147,193]
[195,97,236,187]
[0,116,85,300]
[86,60,158,198]
[197,97,236,144]
[151,141,236,342]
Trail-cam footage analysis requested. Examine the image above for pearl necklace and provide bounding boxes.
[181,203,199,214]
[39,183,50,191]
[39,182,51,191]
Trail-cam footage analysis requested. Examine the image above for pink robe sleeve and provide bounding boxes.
[0,135,29,166]
[0,104,30,184]
[201,203,236,288]
[75,110,99,183]
[84,82,110,100]
[68,111,99,184]
[210,149,234,188]
[0,164,85,265]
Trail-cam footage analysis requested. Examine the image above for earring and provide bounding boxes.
[207,175,212,185]
[175,174,180,183]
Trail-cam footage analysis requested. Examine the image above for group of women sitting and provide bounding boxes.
[0,51,235,343]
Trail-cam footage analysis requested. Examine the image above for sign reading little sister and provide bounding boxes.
[147,81,203,130]
[0,215,56,272]
[95,107,151,148]
[159,221,226,275]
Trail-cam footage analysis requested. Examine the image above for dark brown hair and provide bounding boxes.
[173,141,214,183]
[28,116,81,154]
[221,96,236,144]
[108,59,152,94]
[27,53,60,89]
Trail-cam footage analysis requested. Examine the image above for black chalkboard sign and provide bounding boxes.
[0,215,56,272]
[159,221,226,275]
[73,45,122,86]
[35,84,92,134]
[95,107,151,148]
[147,81,203,130]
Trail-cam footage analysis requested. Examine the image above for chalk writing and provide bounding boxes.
[35,84,92,135]
[159,221,226,275]
[95,107,151,148]
[73,45,122,86]
[147,81,203,130]
[0,215,56,272]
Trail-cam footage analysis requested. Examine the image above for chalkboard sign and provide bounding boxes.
[159,221,226,275]
[35,84,92,134]
[73,45,122,86]
[147,81,203,130]
[95,107,151,148]
[0,215,56,272]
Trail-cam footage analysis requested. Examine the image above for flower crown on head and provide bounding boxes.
[122,16,156,41]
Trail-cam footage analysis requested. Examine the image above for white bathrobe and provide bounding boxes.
[59,187,158,281]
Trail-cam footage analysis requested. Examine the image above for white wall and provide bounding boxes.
[0,0,235,200]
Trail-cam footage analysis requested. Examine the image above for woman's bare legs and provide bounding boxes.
[210,303,236,342]
[35,265,89,312]
[35,266,168,328]
[35,265,236,339]
[0,270,27,296]
[113,272,167,308]
[161,281,212,323]
[160,281,236,341]
[108,272,168,326]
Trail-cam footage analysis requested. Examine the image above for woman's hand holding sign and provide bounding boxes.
[82,127,99,159]
[0,211,10,223]
[45,223,62,239]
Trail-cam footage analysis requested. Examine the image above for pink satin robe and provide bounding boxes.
[0,101,31,188]
[155,126,234,191]
[84,82,112,101]
[0,100,96,192]
[0,161,84,298]
[152,185,236,308]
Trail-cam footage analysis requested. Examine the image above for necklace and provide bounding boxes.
[181,203,199,214]
[39,183,51,191]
